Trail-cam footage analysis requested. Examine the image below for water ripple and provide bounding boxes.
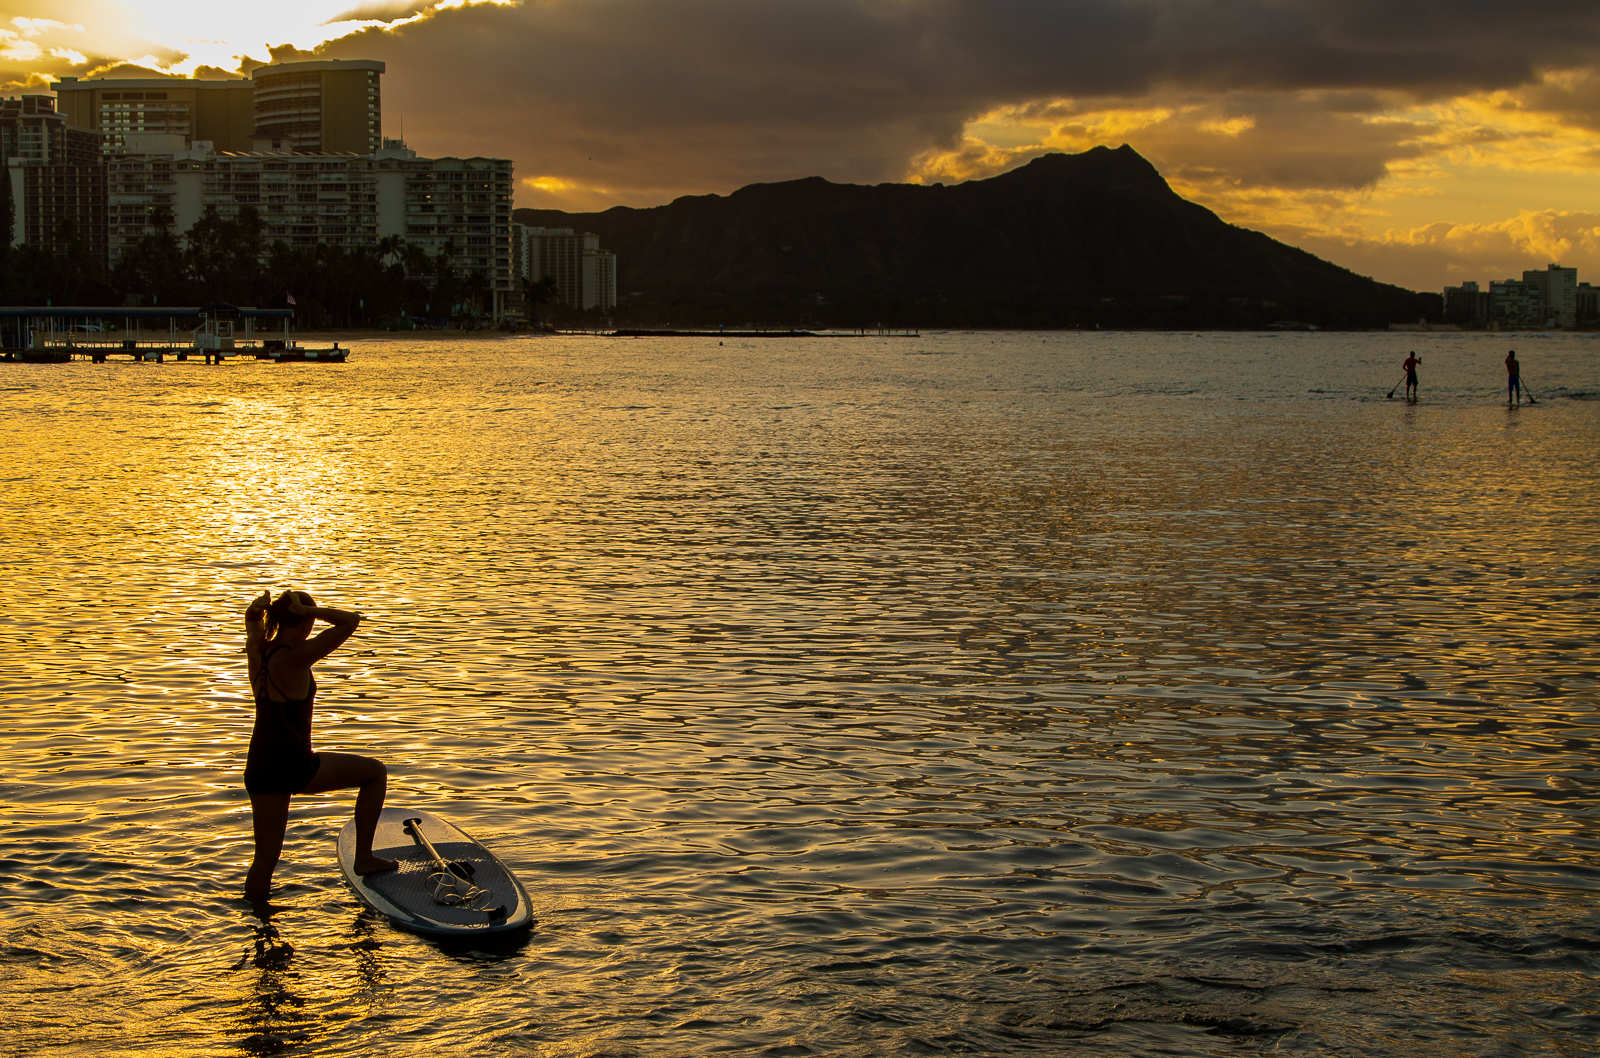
[1,332,1596,1056]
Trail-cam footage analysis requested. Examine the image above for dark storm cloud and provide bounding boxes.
[1146,0,1600,97]
[1518,67,1600,133]
[309,0,1600,199]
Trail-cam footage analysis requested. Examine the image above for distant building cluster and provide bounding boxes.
[2,59,615,321]
[1443,265,1598,330]
[513,225,617,311]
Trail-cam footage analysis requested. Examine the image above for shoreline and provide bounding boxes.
[289,326,1600,341]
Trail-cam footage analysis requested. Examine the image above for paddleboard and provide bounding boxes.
[337,807,534,936]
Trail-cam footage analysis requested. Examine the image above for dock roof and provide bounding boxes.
[0,306,294,320]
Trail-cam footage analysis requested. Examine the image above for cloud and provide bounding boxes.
[327,0,437,25]
[938,91,1437,190]
[1292,210,1600,290]
[1519,66,1600,133]
[12,17,84,36]
[0,37,42,64]
[300,0,1597,204]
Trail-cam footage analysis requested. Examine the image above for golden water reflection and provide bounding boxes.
[1,333,1596,1056]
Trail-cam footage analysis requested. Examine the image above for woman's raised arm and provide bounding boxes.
[244,590,271,692]
[285,595,364,664]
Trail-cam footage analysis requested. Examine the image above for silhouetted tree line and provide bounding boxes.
[0,206,494,327]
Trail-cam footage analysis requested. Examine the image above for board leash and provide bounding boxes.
[402,816,505,917]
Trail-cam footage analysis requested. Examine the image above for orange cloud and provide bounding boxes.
[1284,212,1600,291]
[519,175,676,213]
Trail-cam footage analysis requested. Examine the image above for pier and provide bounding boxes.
[0,305,348,364]
[604,328,922,338]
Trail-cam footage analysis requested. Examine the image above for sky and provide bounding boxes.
[4,0,1599,293]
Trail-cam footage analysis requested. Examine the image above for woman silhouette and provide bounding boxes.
[243,589,396,899]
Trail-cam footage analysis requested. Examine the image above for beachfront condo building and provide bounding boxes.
[1579,283,1599,325]
[53,59,383,157]
[512,224,618,311]
[1521,265,1578,329]
[102,137,513,313]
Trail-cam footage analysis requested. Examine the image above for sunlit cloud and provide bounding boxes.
[0,0,516,78]
[14,17,86,35]
[1198,116,1255,137]
[0,32,41,62]
[327,0,513,24]
[1393,212,1600,264]
[1286,210,1600,292]
[519,175,667,213]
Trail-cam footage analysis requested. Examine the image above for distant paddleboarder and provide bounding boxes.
[243,590,396,900]
[1402,351,1421,402]
[1506,349,1522,406]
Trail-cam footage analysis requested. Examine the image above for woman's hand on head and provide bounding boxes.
[246,590,271,616]
[283,593,311,617]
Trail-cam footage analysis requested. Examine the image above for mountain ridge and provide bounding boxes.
[514,145,1437,328]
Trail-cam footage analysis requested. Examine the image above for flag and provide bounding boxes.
[287,293,297,306]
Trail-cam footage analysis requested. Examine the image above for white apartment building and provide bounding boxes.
[108,137,513,314]
[582,248,617,311]
[512,224,618,311]
[1522,264,1578,329]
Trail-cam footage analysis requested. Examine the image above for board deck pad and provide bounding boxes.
[338,807,533,936]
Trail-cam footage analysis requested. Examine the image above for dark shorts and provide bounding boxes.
[244,751,322,796]
[1406,370,1418,384]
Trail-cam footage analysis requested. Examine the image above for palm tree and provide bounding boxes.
[377,234,405,270]
[521,275,560,326]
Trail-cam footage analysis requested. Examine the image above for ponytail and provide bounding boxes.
[265,590,314,642]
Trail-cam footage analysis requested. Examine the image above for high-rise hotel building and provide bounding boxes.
[53,76,256,154]
[2,95,106,260]
[249,60,383,155]
[53,60,383,157]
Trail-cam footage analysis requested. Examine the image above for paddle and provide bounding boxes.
[1386,374,1406,399]
[1505,379,1538,406]
[403,816,486,907]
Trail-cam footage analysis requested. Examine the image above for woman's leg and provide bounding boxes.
[300,752,398,876]
[246,793,292,899]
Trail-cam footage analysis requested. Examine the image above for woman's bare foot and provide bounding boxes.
[354,854,399,876]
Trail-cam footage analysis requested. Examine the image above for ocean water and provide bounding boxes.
[1,330,1597,1057]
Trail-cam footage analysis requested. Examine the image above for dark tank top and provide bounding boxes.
[247,646,317,764]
